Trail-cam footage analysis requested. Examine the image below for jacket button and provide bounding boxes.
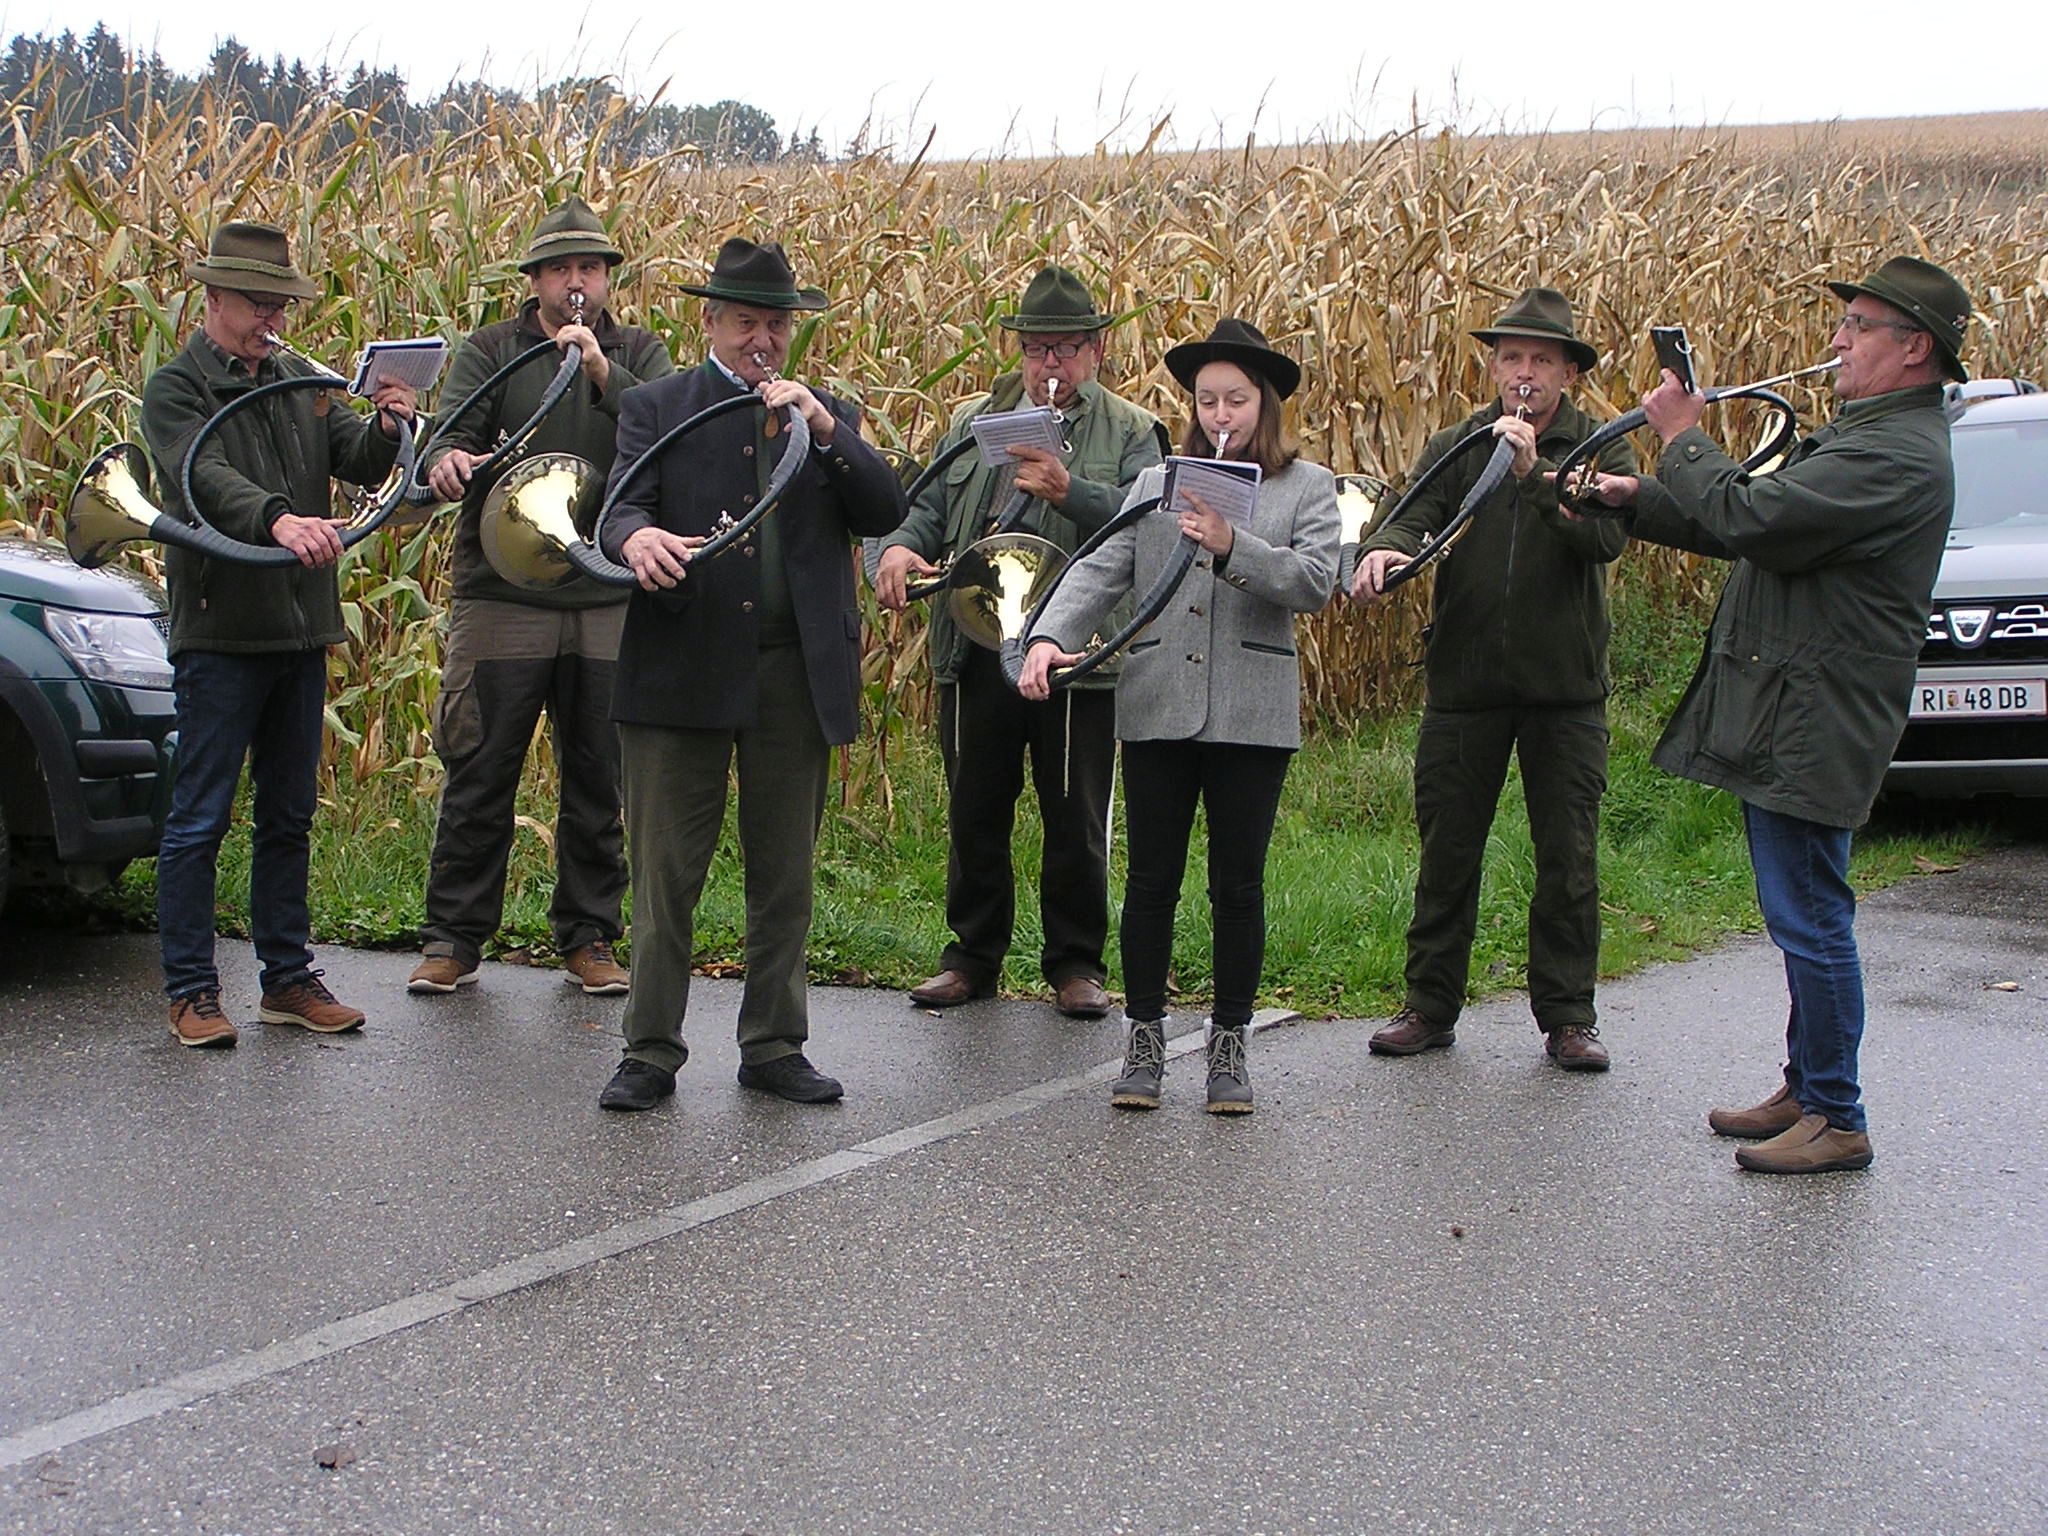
[1196,558,1212,570]
[1189,605,1204,616]
[742,444,755,457]
[837,462,850,474]
[743,546,756,558]
[742,492,756,506]
[742,600,754,613]
[1187,652,1204,663]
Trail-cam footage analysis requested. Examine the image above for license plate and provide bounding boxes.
[1909,678,2048,719]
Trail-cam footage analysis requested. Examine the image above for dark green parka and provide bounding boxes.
[1360,396,1638,709]
[1632,383,1953,828]
[877,374,1167,687]
[422,298,673,609]
[141,330,399,657]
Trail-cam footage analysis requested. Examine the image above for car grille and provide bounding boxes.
[150,612,171,643]
[1921,600,2048,663]
[1894,718,2048,762]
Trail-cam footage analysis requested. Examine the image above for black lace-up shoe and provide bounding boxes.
[737,1053,843,1103]
[599,1059,676,1112]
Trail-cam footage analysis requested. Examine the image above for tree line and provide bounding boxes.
[2,25,819,165]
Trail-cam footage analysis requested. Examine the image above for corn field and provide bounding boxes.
[5,87,2046,802]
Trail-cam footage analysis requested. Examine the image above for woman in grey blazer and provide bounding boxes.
[1019,320,1339,1114]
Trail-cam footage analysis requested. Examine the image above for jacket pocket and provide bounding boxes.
[1128,637,1161,653]
[1240,640,1296,658]
[1696,652,1786,783]
[432,684,484,762]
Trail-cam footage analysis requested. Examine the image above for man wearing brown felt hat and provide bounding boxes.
[142,219,416,1048]
[1628,254,1972,1175]
[408,194,673,1002]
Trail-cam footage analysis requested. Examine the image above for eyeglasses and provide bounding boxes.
[240,293,297,318]
[1021,340,1089,361]
[1836,311,1922,339]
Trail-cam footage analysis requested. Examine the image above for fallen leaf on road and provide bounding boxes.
[1913,856,1961,874]
[1984,980,2022,992]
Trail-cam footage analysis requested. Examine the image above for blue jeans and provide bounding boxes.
[158,648,327,999]
[1743,801,1866,1132]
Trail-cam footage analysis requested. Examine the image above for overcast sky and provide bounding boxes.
[16,0,2043,157]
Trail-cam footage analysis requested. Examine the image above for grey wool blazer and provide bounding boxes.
[1029,458,1339,748]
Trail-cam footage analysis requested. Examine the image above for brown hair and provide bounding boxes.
[1177,374,1299,476]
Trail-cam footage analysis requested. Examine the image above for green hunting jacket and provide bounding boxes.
[1359,395,1646,710]
[878,373,1168,687]
[423,298,673,609]
[141,330,399,657]
[1632,383,1953,829]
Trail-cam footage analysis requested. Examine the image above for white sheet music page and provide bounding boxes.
[1162,456,1262,528]
[968,406,1064,469]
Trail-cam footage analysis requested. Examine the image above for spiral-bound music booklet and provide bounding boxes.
[1162,456,1261,528]
[968,406,1064,468]
[349,338,449,397]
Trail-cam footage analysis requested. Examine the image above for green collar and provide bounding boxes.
[1836,383,1946,423]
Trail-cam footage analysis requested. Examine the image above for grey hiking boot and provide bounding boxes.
[1110,1014,1167,1110]
[1205,1020,1253,1116]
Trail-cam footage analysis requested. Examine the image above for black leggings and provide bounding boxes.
[1119,739,1292,1029]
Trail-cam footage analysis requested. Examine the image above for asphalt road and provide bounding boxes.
[0,847,2042,1535]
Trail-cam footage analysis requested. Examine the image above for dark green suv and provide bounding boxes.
[0,534,177,909]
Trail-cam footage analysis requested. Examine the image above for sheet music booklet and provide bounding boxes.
[1162,455,1261,528]
[968,406,1064,469]
[349,338,449,398]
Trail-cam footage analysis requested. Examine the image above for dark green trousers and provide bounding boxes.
[1404,700,1607,1031]
[617,643,830,1073]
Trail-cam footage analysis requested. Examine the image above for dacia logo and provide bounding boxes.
[1948,607,1994,648]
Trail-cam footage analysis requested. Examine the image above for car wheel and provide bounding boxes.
[0,792,11,913]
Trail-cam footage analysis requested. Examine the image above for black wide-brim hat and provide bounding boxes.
[681,237,828,311]
[184,220,320,300]
[1826,256,1972,382]
[1470,286,1598,373]
[1164,318,1302,399]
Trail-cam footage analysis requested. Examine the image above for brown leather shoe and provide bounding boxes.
[407,952,479,994]
[1708,1082,1802,1139]
[908,969,989,1007]
[1369,1007,1455,1056]
[259,972,365,1034]
[1545,1023,1610,1072]
[1735,1112,1874,1174]
[169,989,238,1049]
[563,941,630,996]
[1054,976,1111,1019]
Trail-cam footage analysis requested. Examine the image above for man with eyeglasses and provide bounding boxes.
[1622,255,1972,1174]
[140,220,417,1048]
[874,265,1168,1020]
[407,196,673,1001]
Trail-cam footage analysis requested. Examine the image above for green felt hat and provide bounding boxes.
[518,196,624,273]
[1471,286,1598,373]
[1827,256,1973,382]
[998,266,1113,334]
[680,238,828,310]
[184,221,320,300]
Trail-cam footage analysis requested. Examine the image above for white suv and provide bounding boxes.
[1885,379,2048,798]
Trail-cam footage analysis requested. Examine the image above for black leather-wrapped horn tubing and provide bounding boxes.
[998,494,1183,693]
[1553,385,1798,519]
[406,339,579,505]
[176,376,420,565]
[1353,425,1514,598]
[576,392,813,588]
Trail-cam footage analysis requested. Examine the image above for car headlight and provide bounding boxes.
[42,608,175,689]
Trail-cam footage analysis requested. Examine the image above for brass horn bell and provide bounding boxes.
[1335,473,1390,546]
[946,533,1066,651]
[478,452,606,591]
[65,442,165,569]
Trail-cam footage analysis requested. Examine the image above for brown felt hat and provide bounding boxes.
[998,266,1114,334]
[518,195,625,273]
[1827,256,1973,382]
[184,221,320,300]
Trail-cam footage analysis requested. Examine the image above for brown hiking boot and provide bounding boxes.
[563,941,630,996]
[259,972,365,1034]
[169,988,238,1049]
[1369,1007,1455,1056]
[1735,1112,1874,1175]
[1708,1082,1802,1140]
[407,952,480,994]
[1545,1023,1611,1072]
